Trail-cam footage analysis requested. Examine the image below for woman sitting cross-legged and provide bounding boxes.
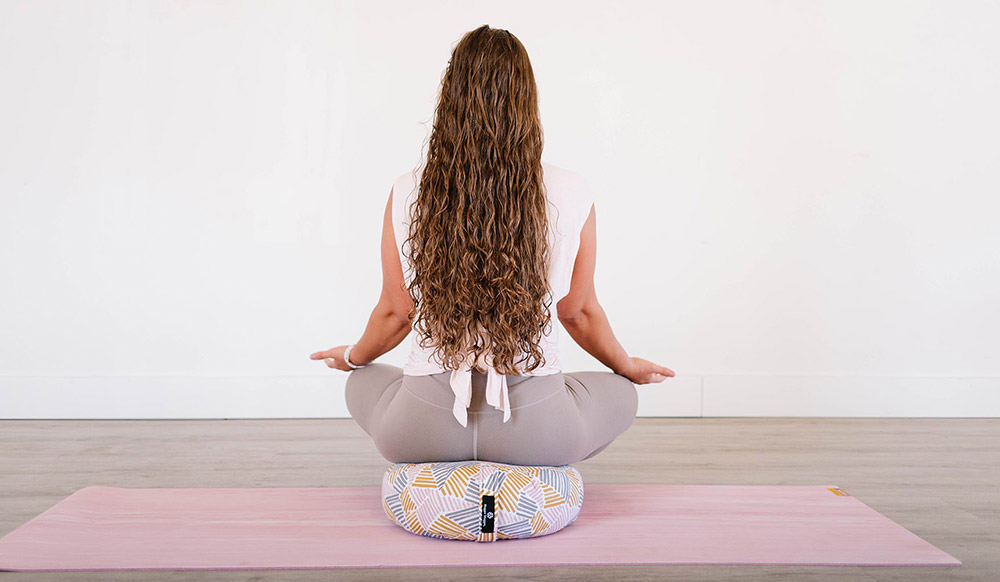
[310,24,674,467]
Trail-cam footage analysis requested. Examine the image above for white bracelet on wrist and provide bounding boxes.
[343,343,369,369]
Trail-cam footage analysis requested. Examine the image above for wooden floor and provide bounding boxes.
[0,417,996,581]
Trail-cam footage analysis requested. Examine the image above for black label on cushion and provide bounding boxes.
[481,495,495,533]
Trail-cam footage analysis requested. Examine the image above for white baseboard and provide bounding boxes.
[0,375,998,419]
[635,374,1000,417]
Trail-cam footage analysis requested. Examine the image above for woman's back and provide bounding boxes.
[391,159,596,381]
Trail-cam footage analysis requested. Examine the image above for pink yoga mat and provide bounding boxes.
[0,484,960,571]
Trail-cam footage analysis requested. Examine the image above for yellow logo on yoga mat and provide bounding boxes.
[828,487,851,496]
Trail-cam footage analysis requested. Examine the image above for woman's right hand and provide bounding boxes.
[621,357,675,384]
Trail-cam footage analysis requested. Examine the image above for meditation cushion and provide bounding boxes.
[381,460,584,542]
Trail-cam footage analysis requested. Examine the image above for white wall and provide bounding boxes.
[2,0,998,419]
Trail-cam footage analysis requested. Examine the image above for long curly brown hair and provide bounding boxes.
[401,24,554,377]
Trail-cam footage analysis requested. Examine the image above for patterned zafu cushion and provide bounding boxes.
[381,461,584,542]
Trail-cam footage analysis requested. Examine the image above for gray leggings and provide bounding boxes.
[345,363,638,466]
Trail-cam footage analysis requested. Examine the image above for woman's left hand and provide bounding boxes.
[309,345,353,371]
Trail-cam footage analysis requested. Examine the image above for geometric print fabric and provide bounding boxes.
[381,461,584,542]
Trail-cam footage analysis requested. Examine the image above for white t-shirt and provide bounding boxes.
[390,160,596,427]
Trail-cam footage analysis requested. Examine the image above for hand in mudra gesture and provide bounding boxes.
[622,357,675,384]
[309,345,353,371]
